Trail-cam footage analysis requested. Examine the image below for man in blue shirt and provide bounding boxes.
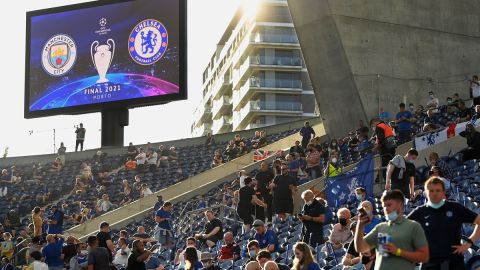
[153,195,164,212]
[252,220,278,253]
[300,121,315,149]
[395,103,415,144]
[155,201,172,249]
[46,205,64,234]
[42,234,65,270]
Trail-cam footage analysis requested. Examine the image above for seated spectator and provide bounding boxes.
[415,104,426,119]
[125,158,137,171]
[71,177,86,195]
[50,157,63,172]
[423,108,441,131]
[200,252,220,270]
[5,210,20,235]
[93,150,106,165]
[211,150,224,168]
[257,251,289,270]
[135,148,147,172]
[234,134,243,147]
[132,226,155,243]
[426,91,439,110]
[292,242,321,270]
[471,105,480,125]
[0,257,14,270]
[168,147,178,162]
[457,100,472,122]
[350,187,376,210]
[0,233,14,260]
[157,145,170,165]
[289,140,305,156]
[140,183,153,198]
[246,240,260,265]
[252,131,267,149]
[328,208,352,250]
[251,130,261,146]
[223,141,238,161]
[459,123,480,161]
[446,96,459,114]
[428,152,454,180]
[237,141,248,157]
[127,142,138,160]
[429,166,451,191]
[146,149,158,172]
[96,194,115,214]
[356,119,370,138]
[195,210,223,248]
[205,132,215,147]
[77,162,92,183]
[217,232,240,262]
[245,261,262,270]
[252,220,278,253]
[26,250,48,270]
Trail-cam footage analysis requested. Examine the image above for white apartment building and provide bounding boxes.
[191,0,318,137]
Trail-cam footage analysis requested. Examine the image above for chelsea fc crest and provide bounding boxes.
[128,19,168,65]
[41,34,77,76]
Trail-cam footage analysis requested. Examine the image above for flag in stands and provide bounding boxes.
[253,149,269,162]
[325,154,374,207]
[415,129,448,151]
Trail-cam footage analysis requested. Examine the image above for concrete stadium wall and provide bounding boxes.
[67,123,326,240]
[288,0,480,138]
[0,117,321,167]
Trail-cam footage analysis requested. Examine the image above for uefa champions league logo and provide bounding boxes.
[41,34,77,76]
[128,19,168,65]
[99,18,107,27]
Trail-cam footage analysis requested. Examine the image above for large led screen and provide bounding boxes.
[25,0,186,118]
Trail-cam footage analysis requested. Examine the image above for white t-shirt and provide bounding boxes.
[147,152,158,165]
[239,176,246,188]
[136,152,146,164]
[472,81,480,98]
[143,188,153,197]
[113,247,131,266]
[32,261,49,270]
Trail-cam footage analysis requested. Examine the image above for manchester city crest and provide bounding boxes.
[41,34,77,76]
[128,19,168,65]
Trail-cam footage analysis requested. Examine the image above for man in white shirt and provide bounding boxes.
[470,75,480,105]
[146,149,158,172]
[135,148,147,172]
[426,91,439,112]
[96,194,115,214]
[113,237,130,266]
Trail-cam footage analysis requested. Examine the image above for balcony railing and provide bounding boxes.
[212,115,233,133]
[250,55,302,67]
[249,78,303,89]
[251,33,299,44]
[248,101,303,111]
[212,96,232,116]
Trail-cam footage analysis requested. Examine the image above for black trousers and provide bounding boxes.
[474,96,480,106]
[75,139,84,151]
[303,229,324,248]
[380,148,396,182]
[421,259,465,270]
[397,130,411,145]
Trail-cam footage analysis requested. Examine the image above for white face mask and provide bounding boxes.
[80,250,88,255]
[305,200,313,206]
[331,158,338,164]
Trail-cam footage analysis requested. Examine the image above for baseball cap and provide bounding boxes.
[252,220,264,227]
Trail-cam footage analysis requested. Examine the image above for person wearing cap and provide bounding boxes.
[217,232,240,262]
[200,252,220,270]
[299,190,325,247]
[253,220,278,253]
[46,204,64,235]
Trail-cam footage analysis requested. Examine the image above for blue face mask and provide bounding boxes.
[355,194,363,201]
[386,210,398,222]
[427,199,445,209]
[249,250,256,258]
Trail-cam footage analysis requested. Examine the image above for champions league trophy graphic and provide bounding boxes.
[91,39,115,83]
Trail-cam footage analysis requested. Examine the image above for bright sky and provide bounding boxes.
[1,0,240,157]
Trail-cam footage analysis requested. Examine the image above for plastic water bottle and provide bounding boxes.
[378,233,391,257]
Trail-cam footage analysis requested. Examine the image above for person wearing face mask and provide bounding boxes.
[386,148,418,201]
[245,240,260,265]
[355,190,429,270]
[328,208,352,251]
[299,190,325,247]
[323,152,342,178]
[426,91,439,111]
[408,177,480,270]
[351,187,376,211]
[458,123,480,161]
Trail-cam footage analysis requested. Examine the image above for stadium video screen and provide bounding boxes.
[25,0,186,118]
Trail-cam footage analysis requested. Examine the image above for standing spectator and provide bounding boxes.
[470,75,480,106]
[42,234,65,270]
[217,232,240,262]
[0,233,13,260]
[62,235,81,265]
[305,144,321,179]
[127,142,138,160]
[195,210,224,248]
[395,103,415,144]
[459,124,480,161]
[245,261,262,270]
[252,220,278,253]
[252,131,267,149]
[408,177,480,270]
[75,123,86,152]
[153,195,164,212]
[31,207,43,237]
[205,132,215,147]
[46,205,64,234]
[428,152,454,180]
[291,242,321,270]
[0,170,9,197]
[57,142,66,166]
[135,148,147,172]
[426,91,440,110]
[155,201,173,249]
[223,141,238,162]
[357,119,370,137]
[299,190,325,247]
[96,222,115,262]
[168,146,178,162]
[127,239,151,270]
[289,140,305,156]
[370,118,397,181]
[237,177,266,232]
[201,252,220,270]
[471,105,480,125]
[355,190,429,270]
[300,121,316,149]
[457,100,472,122]
[26,250,48,270]
[323,151,342,178]
[255,162,275,222]
[113,237,131,267]
[328,208,352,250]
[286,154,299,179]
[0,257,14,270]
[270,164,297,221]
[87,235,111,270]
[386,148,418,200]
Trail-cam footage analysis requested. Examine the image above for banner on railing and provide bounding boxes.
[253,149,269,162]
[415,121,478,151]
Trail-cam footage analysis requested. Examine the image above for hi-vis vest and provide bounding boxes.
[328,163,342,177]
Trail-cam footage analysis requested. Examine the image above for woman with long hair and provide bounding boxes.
[291,242,321,270]
[184,246,203,270]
